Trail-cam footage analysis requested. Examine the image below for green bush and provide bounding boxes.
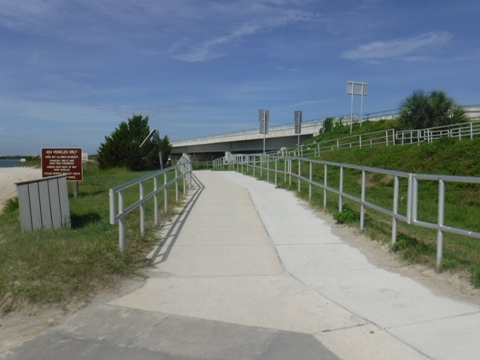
[333,204,360,224]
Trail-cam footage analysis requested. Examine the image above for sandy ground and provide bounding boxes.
[0,169,479,353]
[0,167,42,212]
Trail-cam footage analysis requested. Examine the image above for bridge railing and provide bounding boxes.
[109,156,192,253]
[396,121,480,145]
[217,154,480,273]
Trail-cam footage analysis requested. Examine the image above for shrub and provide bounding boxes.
[333,204,360,224]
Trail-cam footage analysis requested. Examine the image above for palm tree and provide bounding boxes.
[398,90,468,129]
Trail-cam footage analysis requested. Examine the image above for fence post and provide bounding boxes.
[436,180,445,273]
[140,181,145,236]
[267,155,270,182]
[175,167,179,202]
[164,172,168,214]
[339,166,344,212]
[154,176,159,226]
[289,158,292,186]
[275,157,278,186]
[360,170,366,231]
[392,176,399,244]
[323,164,328,209]
[298,159,301,192]
[118,190,125,253]
[309,161,312,200]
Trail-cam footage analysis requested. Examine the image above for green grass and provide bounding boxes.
[0,163,186,313]
[234,120,480,287]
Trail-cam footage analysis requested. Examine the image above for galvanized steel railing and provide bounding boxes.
[109,157,192,253]
[218,154,480,272]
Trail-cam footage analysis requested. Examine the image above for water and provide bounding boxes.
[0,159,22,168]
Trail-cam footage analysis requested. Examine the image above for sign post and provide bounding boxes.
[347,81,368,133]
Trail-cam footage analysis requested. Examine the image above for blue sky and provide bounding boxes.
[1,0,479,156]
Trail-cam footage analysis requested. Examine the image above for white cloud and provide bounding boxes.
[342,31,453,61]
[169,7,319,62]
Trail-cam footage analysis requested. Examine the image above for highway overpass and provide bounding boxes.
[171,119,323,160]
[171,106,480,160]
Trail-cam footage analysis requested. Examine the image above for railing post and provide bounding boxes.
[360,170,366,231]
[260,156,263,179]
[309,161,312,201]
[267,155,270,182]
[183,172,186,196]
[275,157,278,186]
[298,159,301,192]
[436,180,445,273]
[407,174,413,224]
[140,181,145,236]
[175,167,179,202]
[323,164,327,209]
[339,166,344,212]
[154,176,159,226]
[289,158,292,186]
[392,176,399,244]
[164,172,168,214]
[118,190,125,253]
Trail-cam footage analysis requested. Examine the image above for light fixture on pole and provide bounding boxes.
[140,129,163,169]
[346,81,368,133]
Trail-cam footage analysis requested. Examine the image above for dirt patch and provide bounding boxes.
[0,301,84,352]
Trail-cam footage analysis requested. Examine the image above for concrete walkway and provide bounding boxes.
[2,170,480,359]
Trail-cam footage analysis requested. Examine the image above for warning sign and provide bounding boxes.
[42,148,83,181]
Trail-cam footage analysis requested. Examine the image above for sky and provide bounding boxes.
[1,0,479,156]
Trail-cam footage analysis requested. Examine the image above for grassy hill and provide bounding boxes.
[301,119,480,286]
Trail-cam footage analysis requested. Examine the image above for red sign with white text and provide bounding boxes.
[42,148,83,181]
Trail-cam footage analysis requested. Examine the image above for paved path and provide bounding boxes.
[2,170,480,359]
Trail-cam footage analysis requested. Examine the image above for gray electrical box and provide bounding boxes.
[16,174,71,232]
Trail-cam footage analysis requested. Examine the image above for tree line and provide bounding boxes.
[97,115,172,171]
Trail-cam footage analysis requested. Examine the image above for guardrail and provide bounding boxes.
[109,156,192,253]
[396,121,480,144]
[216,154,480,272]
[233,119,480,161]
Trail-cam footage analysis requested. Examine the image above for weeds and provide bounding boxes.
[333,204,360,224]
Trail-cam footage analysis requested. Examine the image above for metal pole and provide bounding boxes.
[360,170,366,230]
[436,180,445,273]
[350,91,354,134]
[360,83,364,127]
[339,166,344,212]
[392,176,399,244]
[140,181,145,236]
[119,191,125,253]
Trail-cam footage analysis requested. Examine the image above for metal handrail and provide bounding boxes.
[109,156,192,253]
[218,154,480,273]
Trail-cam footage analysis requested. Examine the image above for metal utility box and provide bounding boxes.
[16,174,71,231]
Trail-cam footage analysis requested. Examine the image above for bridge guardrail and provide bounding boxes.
[109,156,192,253]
